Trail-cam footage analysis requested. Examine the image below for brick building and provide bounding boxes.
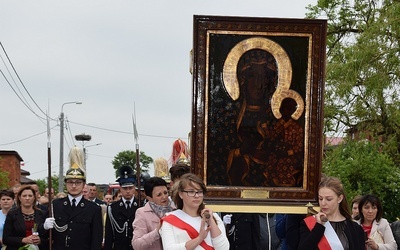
[0,150,23,187]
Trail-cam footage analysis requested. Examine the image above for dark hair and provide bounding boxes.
[144,177,167,198]
[87,183,96,187]
[174,173,207,216]
[169,164,190,182]
[351,195,362,220]
[351,195,362,206]
[16,185,37,208]
[358,194,383,223]
[319,176,352,220]
[113,189,121,200]
[0,189,15,200]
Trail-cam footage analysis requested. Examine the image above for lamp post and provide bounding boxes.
[83,143,102,170]
[59,101,82,193]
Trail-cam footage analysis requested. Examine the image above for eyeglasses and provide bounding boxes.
[182,190,204,197]
[66,181,84,186]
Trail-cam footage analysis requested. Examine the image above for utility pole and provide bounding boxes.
[59,101,82,193]
[58,111,64,193]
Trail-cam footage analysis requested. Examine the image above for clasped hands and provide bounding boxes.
[198,209,213,240]
[23,233,40,245]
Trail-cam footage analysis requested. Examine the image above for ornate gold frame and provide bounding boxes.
[191,16,327,212]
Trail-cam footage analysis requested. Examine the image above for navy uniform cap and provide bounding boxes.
[136,172,150,191]
[116,165,136,187]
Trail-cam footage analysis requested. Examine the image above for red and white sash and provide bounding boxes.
[161,214,214,250]
[304,216,344,250]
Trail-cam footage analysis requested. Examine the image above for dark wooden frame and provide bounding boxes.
[191,15,327,209]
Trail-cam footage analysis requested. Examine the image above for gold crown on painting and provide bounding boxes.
[239,50,277,72]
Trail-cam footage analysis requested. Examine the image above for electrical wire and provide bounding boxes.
[0,125,58,146]
[0,42,49,118]
[69,120,187,139]
[0,68,47,123]
[0,50,34,112]
[65,119,77,147]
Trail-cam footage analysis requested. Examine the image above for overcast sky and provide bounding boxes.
[0,0,318,185]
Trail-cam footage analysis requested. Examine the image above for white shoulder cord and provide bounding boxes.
[266,213,271,250]
[51,203,68,233]
[107,205,128,237]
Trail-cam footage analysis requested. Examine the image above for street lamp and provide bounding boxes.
[83,143,102,169]
[59,101,82,193]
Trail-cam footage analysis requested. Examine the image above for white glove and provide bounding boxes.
[223,214,232,225]
[44,217,55,230]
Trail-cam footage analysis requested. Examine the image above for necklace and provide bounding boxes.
[22,212,35,221]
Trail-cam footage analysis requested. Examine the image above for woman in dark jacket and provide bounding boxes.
[298,176,365,250]
[3,185,48,250]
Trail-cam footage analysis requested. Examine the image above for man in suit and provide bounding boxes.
[104,165,140,250]
[87,182,106,205]
[222,213,262,250]
[31,183,48,212]
[43,146,103,250]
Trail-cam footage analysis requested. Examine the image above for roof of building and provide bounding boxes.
[0,150,23,161]
[20,175,36,184]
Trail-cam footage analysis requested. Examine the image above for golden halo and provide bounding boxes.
[222,37,304,120]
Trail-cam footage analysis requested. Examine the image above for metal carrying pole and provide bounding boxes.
[132,106,141,207]
[46,111,53,250]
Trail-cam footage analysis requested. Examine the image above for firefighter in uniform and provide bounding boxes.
[104,165,140,250]
[43,146,103,249]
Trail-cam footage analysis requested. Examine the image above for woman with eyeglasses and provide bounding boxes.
[132,177,174,250]
[160,173,229,250]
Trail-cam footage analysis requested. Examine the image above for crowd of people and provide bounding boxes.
[0,148,399,249]
[3,173,400,250]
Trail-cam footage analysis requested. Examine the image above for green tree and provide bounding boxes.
[323,139,400,221]
[0,156,9,189]
[307,0,400,220]
[306,0,400,164]
[111,150,152,178]
[34,175,60,195]
[0,169,9,189]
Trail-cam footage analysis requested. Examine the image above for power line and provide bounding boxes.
[0,42,48,118]
[0,125,58,146]
[0,50,34,112]
[0,68,47,122]
[69,120,188,139]
[65,119,77,146]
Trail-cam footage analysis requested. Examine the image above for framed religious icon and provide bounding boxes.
[190,15,327,211]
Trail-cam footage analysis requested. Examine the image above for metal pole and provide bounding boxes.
[83,147,86,170]
[58,101,82,193]
[58,111,64,193]
[46,110,53,250]
[136,144,141,207]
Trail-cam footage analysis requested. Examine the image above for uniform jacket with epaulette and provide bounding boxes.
[51,197,103,250]
[104,198,140,250]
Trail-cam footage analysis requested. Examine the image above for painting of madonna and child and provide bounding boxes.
[190,19,327,194]
[190,16,327,204]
